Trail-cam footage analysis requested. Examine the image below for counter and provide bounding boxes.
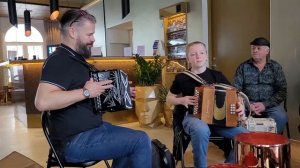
[3,58,143,128]
[2,56,179,128]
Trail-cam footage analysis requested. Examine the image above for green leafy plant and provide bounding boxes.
[158,85,169,102]
[134,54,165,86]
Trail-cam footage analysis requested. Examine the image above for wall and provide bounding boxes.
[106,29,131,56]
[86,1,107,56]
[104,0,205,56]
[0,17,46,60]
[132,0,199,56]
[104,0,133,28]
[271,0,300,139]
[0,17,45,86]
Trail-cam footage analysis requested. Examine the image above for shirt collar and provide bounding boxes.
[249,56,271,65]
[60,43,86,61]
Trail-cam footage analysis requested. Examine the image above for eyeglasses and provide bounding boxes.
[69,10,88,27]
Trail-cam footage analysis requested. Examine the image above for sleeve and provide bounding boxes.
[169,74,183,95]
[263,63,287,108]
[40,55,72,90]
[232,64,244,91]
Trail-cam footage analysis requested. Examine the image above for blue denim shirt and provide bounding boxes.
[233,58,287,109]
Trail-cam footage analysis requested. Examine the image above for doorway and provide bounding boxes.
[209,0,270,81]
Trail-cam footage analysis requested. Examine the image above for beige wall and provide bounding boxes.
[103,0,205,56]
[271,0,300,140]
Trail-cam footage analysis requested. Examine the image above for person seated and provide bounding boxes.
[35,9,151,168]
[166,41,248,168]
[233,37,288,134]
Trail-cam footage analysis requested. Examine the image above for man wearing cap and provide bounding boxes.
[233,37,288,134]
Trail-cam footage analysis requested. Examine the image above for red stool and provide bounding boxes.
[208,163,246,168]
[234,132,290,168]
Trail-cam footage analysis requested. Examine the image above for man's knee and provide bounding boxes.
[136,131,151,147]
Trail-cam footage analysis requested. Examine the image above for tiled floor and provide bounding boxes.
[0,105,299,167]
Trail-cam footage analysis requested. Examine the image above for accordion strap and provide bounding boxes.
[182,70,252,119]
[182,70,208,85]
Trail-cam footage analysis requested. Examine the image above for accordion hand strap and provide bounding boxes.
[182,70,208,85]
[181,70,252,119]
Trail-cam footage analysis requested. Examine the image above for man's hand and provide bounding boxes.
[130,87,136,99]
[83,78,113,98]
[250,102,266,116]
[128,81,136,100]
[236,101,246,121]
[180,96,197,108]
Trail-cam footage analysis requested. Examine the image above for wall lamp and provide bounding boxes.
[50,0,59,20]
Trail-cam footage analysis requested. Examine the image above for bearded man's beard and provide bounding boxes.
[76,39,92,58]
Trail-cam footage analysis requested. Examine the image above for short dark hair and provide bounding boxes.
[250,37,270,47]
[60,9,96,35]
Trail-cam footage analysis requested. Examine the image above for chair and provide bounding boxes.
[172,106,232,168]
[298,105,300,133]
[0,86,8,104]
[41,111,111,168]
[284,99,291,138]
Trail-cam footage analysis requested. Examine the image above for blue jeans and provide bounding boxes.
[261,105,288,134]
[64,122,152,168]
[182,114,249,168]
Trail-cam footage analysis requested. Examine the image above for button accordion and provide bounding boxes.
[193,85,238,127]
[90,69,133,112]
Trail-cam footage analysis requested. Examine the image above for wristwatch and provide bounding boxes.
[82,87,90,98]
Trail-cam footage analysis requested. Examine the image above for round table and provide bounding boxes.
[234,132,290,168]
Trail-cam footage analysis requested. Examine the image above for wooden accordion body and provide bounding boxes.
[90,69,133,112]
[193,85,238,127]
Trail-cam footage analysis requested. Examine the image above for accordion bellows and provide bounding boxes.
[193,85,238,127]
[90,69,133,112]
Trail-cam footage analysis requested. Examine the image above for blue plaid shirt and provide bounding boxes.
[233,58,287,109]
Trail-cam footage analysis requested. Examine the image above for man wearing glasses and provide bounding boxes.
[35,9,151,168]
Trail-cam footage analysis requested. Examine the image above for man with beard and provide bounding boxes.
[35,9,151,168]
[233,37,288,134]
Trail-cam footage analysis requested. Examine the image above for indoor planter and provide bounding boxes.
[134,54,165,128]
[158,85,173,128]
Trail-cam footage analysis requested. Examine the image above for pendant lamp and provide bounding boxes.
[8,0,18,27]
[24,10,31,36]
[50,0,59,20]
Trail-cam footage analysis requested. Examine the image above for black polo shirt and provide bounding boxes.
[41,44,102,143]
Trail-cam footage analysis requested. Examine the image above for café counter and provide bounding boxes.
[3,57,150,128]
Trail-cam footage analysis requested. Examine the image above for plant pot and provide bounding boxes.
[162,102,173,128]
[135,85,163,128]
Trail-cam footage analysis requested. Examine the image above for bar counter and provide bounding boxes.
[3,57,164,128]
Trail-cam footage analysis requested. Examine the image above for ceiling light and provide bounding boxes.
[50,0,59,20]
[24,10,31,36]
[8,0,18,27]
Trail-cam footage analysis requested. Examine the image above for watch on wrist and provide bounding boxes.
[83,87,90,98]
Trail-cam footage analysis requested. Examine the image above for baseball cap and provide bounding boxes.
[250,37,270,47]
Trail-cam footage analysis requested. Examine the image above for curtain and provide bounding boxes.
[44,20,61,45]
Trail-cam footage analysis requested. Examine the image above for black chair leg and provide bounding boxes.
[286,122,291,138]
[104,160,111,168]
[180,137,185,168]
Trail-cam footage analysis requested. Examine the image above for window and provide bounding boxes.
[4,24,44,60]
[6,45,23,60]
[27,45,43,60]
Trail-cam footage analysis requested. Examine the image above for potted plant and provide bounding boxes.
[158,85,173,128]
[134,54,165,128]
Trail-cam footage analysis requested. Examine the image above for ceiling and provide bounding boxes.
[0,0,96,20]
